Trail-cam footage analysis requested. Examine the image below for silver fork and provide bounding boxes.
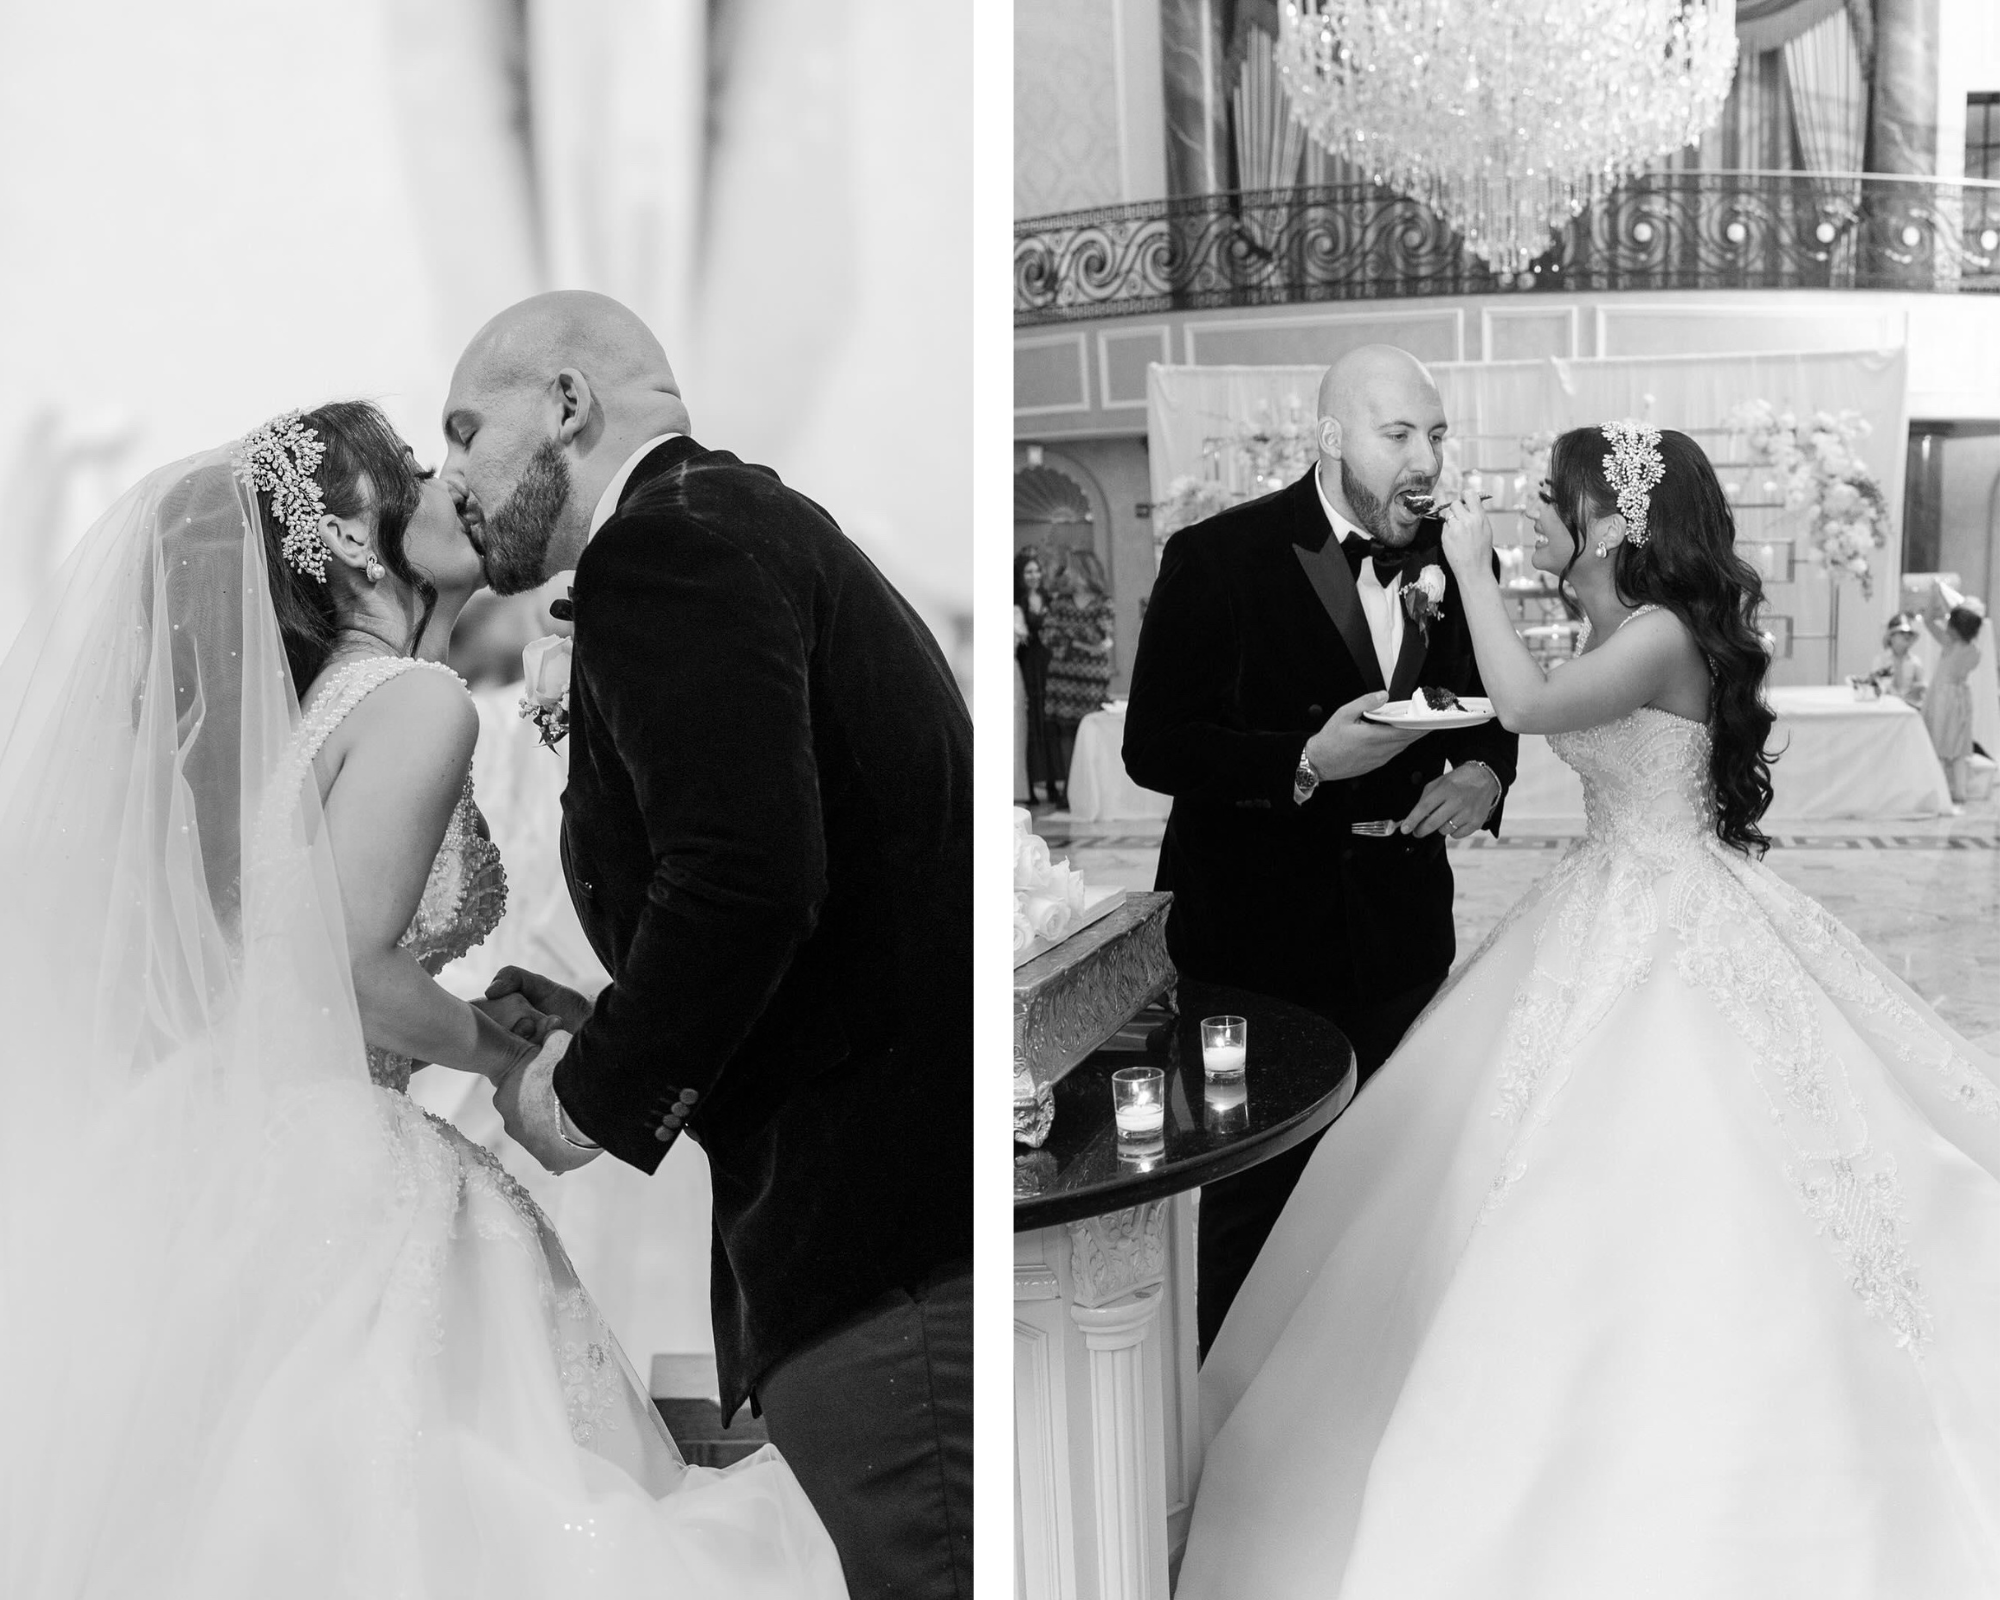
[1350,819,1399,836]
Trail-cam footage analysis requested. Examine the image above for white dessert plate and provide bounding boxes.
[1363,696,1496,729]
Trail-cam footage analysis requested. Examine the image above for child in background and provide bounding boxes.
[1875,614,1928,706]
[1922,588,1987,805]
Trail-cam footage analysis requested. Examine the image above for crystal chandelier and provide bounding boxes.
[1276,0,1740,276]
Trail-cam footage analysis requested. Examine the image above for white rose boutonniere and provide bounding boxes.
[519,633,573,750]
[1401,563,1448,636]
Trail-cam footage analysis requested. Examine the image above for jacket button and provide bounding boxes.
[677,1088,699,1107]
[1308,704,1325,719]
[1411,772,1424,785]
[654,1125,674,1142]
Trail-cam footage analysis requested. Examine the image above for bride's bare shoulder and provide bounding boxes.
[311,662,477,798]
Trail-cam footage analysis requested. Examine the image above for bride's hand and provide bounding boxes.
[1439,493,1494,584]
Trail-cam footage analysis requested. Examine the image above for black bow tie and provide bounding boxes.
[1341,534,1413,585]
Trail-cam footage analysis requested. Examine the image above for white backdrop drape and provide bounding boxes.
[1146,349,1912,681]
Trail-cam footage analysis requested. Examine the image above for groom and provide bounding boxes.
[1124,345,1518,1355]
[446,292,972,1599]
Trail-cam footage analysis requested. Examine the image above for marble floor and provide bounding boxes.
[1034,793,2000,1053]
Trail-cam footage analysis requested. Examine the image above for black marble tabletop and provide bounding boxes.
[1013,980,1357,1233]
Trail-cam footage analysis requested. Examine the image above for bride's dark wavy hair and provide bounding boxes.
[1548,426,1778,858]
[250,400,436,697]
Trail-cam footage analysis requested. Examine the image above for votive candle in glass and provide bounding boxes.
[1200,1015,1248,1081]
[1111,1066,1166,1138]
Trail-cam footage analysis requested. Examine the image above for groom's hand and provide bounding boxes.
[485,966,592,1035]
[1303,691,1429,783]
[492,1049,600,1175]
[1400,764,1499,838]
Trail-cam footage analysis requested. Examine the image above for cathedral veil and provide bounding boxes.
[0,446,402,1591]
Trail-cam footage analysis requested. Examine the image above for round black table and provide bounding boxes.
[1013,980,1357,1232]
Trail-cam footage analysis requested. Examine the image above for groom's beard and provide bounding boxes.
[480,440,572,596]
[1341,459,1430,548]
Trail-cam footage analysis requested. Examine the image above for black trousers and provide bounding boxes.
[757,1260,973,1600]
[1196,976,1444,1358]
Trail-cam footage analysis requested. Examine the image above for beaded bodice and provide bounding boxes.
[1550,707,1714,859]
[294,656,508,1093]
[1550,605,1715,862]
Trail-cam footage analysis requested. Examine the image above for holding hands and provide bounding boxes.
[474,966,601,1174]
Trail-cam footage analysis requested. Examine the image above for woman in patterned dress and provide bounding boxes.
[1015,547,1059,803]
[1040,549,1116,804]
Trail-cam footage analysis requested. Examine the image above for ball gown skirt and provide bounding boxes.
[1179,707,2000,1600]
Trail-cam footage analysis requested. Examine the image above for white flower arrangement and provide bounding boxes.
[1725,399,1892,598]
[1226,395,1321,494]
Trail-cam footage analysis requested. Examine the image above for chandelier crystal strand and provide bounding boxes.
[1277,0,1739,275]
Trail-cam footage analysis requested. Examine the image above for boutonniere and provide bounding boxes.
[1401,563,1448,635]
[519,633,572,750]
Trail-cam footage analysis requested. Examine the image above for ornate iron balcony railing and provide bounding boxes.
[1015,171,2000,326]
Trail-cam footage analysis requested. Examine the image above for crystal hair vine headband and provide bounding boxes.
[1599,419,1665,548]
[233,411,329,581]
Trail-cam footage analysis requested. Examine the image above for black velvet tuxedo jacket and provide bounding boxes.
[551,436,972,1419]
[1124,468,1519,1021]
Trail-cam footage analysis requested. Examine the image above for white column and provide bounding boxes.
[1073,1287,1170,1600]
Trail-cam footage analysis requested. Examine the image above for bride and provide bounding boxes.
[1178,423,2000,1598]
[0,402,844,1598]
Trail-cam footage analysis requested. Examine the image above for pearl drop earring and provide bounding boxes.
[365,555,385,584]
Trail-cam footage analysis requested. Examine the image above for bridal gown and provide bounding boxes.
[1180,687,2000,1598]
[198,656,847,1599]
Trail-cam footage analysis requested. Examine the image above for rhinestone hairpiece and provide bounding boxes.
[234,411,329,581]
[1600,419,1665,547]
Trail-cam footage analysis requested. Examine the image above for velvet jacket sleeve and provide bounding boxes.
[1122,529,1308,806]
[552,514,826,1167]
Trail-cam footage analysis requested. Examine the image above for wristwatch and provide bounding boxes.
[1293,748,1322,805]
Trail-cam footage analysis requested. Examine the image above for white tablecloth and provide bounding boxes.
[1067,708,1173,823]
[1508,686,1952,822]
[1069,688,1952,825]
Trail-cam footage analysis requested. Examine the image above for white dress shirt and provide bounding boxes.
[1315,470,1405,686]
[588,433,687,541]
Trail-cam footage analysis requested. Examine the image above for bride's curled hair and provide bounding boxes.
[251,400,436,695]
[1548,426,1778,857]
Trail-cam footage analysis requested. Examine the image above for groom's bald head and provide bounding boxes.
[455,291,681,406]
[1313,344,1448,548]
[442,291,692,594]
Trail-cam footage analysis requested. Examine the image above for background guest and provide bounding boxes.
[1922,587,1986,805]
[1016,547,1059,804]
[1041,549,1118,796]
[1015,602,1033,802]
[1876,613,1928,706]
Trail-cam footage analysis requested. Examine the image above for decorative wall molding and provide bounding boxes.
[1481,303,1580,360]
[1593,299,1908,358]
[1183,307,1463,367]
[1017,332,1095,416]
[1099,325,1173,410]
